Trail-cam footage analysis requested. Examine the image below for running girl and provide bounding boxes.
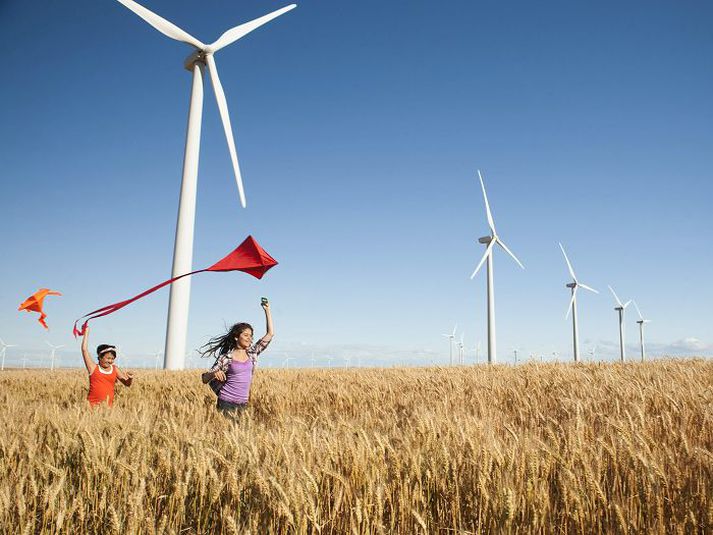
[201,299,274,417]
[81,327,133,406]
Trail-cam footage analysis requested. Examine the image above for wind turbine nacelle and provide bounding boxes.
[184,50,206,71]
[478,236,492,244]
[566,282,576,289]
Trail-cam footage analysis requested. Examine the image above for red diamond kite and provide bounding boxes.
[19,288,62,329]
[73,235,278,336]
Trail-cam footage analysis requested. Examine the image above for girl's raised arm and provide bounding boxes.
[81,328,96,374]
[261,300,274,343]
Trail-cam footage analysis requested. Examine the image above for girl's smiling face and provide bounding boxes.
[235,328,253,350]
[98,351,115,370]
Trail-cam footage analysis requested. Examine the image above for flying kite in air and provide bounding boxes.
[73,236,278,336]
[18,288,62,329]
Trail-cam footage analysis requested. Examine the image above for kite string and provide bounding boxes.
[73,268,208,337]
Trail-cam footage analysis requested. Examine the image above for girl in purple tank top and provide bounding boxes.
[200,299,274,418]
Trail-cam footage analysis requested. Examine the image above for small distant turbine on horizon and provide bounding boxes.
[512,347,519,365]
[559,243,599,362]
[441,324,457,366]
[609,286,632,362]
[282,354,295,368]
[46,341,64,371]
[633,301,651,362]
[0,338,18,371]
[113,0,297,370]
[470,170,525,364]
[457,333,465,365]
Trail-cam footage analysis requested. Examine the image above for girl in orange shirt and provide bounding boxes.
[81,327,133,406]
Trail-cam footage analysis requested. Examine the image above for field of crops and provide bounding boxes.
[0,359,711,534]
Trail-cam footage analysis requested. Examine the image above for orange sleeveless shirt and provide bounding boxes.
[87,364,118,406]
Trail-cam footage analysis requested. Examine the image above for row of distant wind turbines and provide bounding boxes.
[448,170,652,365]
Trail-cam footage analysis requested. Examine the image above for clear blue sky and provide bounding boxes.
[1,0,712,368]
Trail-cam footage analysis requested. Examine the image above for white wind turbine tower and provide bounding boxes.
[633,301,651,362]
[46,342,64,371]
[470,170,525,364]
[559,243,599,363]
[608,286,632,362]
[113,0,297,370]
[0,338,18,371]
[457,333,466,364]
[441,324,457,366]
[282,355,295,369]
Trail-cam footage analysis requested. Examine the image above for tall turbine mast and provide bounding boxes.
[633,301,651,362]
[608,286,631,362]
[558,243,598,362]
[470,170,524,364]
[113,0,297,369]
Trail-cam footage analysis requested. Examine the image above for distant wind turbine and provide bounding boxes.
[559,243,599,362]
[113,0,297,370]
[46,341,64,371]
[470,170,525,364]
[457,333,465,365]
[441,324,457,366]
[633,301,652,362]
[282,354,295,368]
[608,286,632,362]
[0,338,18,371]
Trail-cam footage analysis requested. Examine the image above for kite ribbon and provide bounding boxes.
[73,235,278,337]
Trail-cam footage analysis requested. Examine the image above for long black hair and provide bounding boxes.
[199,322,253,360]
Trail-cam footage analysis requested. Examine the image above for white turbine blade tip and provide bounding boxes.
[210,4,297,52]
[116,0,205,48]
[477,171,496,234]
[496,238,525,269]
[608,285,623,307]
[205,55,247,208]
[633,300,643,319]
[470,241,495,279]
[558,242,577,281]
[579,283,599,294]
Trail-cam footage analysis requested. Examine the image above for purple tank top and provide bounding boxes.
[217,359,254,404]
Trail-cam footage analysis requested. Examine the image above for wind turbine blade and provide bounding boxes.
[565,287,577,319]
[452,324,458,337]
[209,4,297,52]
[496,238,525,270]
[477,170,496,234]
[115,0,205,49]
[470,239,496,279]
[623,300,632,309]
[205,54,247,208]
[579,283,599,294]
[558,242,577,281]
[633,300,643,320]
[608,285,624,307]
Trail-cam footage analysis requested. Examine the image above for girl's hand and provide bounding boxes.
[126,371,134,380]
[213,370,227,382]
[261,301,270,312]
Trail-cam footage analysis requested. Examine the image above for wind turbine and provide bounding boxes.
[46,342,64,371]
[457,333,465,365]
[0,338,18,371]
[113,0,297,370]
[474,340,481,364]
[633,301,651,362]
[21,354,29,369]
[282,354,295,368]
[154,351,163,370]
[512,347,519,365]
[608,286,632,362]
[441,324,457,366]
[559,243,599,362]
[470,170,525,364]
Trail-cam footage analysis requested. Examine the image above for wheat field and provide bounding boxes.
[0,359,711,534]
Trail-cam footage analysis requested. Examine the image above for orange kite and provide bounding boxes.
[18,288,62,329]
